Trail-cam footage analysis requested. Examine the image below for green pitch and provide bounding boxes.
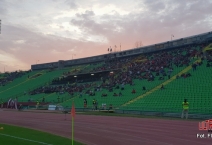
[0,124,83,145]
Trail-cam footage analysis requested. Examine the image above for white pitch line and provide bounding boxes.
[0,133,53,145]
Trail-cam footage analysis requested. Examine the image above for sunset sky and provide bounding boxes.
[0,0,212,72]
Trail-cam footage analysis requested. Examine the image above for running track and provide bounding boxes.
[0,110,211,145]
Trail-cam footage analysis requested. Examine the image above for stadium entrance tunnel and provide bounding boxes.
[29,73,43,79]
[52,69,120,85]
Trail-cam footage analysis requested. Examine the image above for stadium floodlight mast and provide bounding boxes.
[71,54,76,60]
[114,45,117,52]
[120,43,121,51]
[171,34,174,41]
[4,65,6,73]
[36,60,39,64]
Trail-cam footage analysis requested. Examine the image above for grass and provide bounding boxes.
[0,124,83,145]
[79,111,202,121]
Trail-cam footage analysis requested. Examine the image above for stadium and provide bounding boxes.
[1,1,212,145]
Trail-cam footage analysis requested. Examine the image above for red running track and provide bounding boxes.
[0,110,211,145]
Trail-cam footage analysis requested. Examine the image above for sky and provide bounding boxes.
[0,0,212,72]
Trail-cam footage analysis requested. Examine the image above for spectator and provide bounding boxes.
[0,99,3,109]
[192,63,197,71]
[113,93,118,96]
[36,100,39,109]
[102,103,106,110]
[84,99,87,108]
[181,99,189,119]
[132,89,136,94]
[161,84,164,90]
[57,96,60,103]
[42,97,45,103]
[186,73,191,77]
[121,83,125,90]
[101,93,107,97]
[95,100,98,110]
[92,99,96,110]
[80,92,82,98]
[159,77,164,80]
[109,104,113,110]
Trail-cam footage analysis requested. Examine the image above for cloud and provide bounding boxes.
[65,0,78,9]
[0,0,212,72]
[13,40,26,44]
[0,0,7,15]
[68,48,75,52]
[0,50,29,72]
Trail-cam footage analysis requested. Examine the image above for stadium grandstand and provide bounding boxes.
[1,31,212,119]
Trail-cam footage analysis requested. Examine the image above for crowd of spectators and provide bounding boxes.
[28,43,207,99]
[126,47,199,80]
[96,44,205,93]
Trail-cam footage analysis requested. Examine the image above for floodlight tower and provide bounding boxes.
[0,19,1,34]
[4,65,6,73]
[71,54,76,60]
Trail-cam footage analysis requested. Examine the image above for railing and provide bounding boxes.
[4,103,212,119]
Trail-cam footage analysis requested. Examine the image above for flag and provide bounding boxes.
[120,43,121,51]
[71,102,75,117]
[71,102,75,145]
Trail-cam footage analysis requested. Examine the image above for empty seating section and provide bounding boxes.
[0,70,39,99]
[0,66,82,101]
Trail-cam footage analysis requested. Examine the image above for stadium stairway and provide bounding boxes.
[203,43,212,52]
[57,94,79,107]
[38,92,56,102]
[119,58,202,108]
